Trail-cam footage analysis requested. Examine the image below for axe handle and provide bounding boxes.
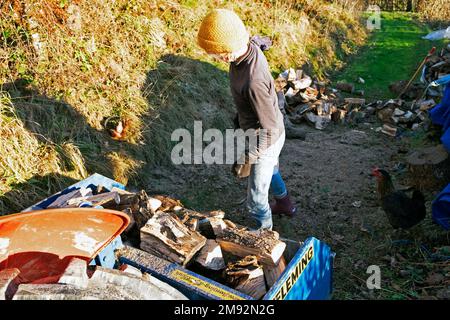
[397,47,436,99]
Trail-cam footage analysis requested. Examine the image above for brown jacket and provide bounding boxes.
[229,40,284,161]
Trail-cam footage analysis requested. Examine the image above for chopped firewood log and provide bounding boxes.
[335,82,354,93]
[381,124,397,137]
[264,256,287,288]
[67,191,120,207]
[418,99,436,111]
[218,229,286,266]
[47,188,92,208]
[109,187,130,194]
[224,256,266,299]
[389,80,407,96]
[114,193,139,211]
[114,191,161,231]
[140,212,207,266]
[194,240,226,271]
[198,217,228,239]
[331,109,346,123]
[184,218,199,231]
[223,219,236,229]
[344,98,365,106]
[174,208,225,221]
[152,195,183,212]
[377,106,394,123]
[122,208,136,234]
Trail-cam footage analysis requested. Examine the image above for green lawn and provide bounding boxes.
[334,12,449,100]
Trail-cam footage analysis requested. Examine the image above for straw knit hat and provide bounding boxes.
[197,9,249,54]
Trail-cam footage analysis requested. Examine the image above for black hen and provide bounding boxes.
[371,168,426,229]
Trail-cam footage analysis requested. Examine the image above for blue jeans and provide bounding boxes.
[247,131,287,230]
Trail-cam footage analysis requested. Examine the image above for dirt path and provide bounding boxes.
[144,120,449,300]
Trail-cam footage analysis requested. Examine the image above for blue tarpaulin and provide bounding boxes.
[429,78,450,230]
[432,183,450,230]
[429,81,450,151]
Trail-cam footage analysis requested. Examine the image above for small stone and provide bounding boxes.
[352,201,362,208]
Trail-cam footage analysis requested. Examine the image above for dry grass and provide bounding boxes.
[0,0,367,213]
[417,0,450,26]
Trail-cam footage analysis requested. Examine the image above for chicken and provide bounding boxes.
[371,168,426,229]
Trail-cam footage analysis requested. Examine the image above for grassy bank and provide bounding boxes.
[333,11,449,100]
[0,0,367,213]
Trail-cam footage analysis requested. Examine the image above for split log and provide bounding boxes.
[67,191,120,207]
[47,188,92,208]
[114,190,161,231]
[263,256,287,288]
[152,195,183,212]
[223,219,237,229]
[110,187,133,195]
[198,217,228,239]
[418,99,436,111]
[224,256,266,299]
[335,82,354,93]
[381,124,397,137]
[217,229,286,267]
[174,208,225,221]
[184,218,199,231]
[194,240,226,271]
[121,208,136,234]
[406,144,450,192]
[344,98,365,106]
[377,107,394,124]
[140,212,207,266]
[331,109,346,123]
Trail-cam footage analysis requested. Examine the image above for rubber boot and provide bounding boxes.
[270,194,297,217]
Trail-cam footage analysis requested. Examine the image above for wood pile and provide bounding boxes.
[44,187,288,298]
[372,98,435,137]
[275,68,377,130]
[275,54,447,137]
[423,45,450,85]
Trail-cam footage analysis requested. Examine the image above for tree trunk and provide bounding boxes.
[406,144,450,192]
